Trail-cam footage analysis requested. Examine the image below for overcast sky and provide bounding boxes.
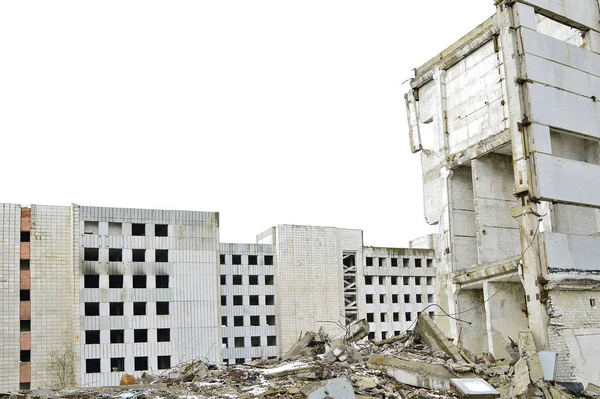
[0,1,495,246]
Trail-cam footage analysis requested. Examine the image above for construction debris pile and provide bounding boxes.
[5,315,598,399]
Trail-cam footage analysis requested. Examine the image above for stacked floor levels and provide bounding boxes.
[0,203,435,390]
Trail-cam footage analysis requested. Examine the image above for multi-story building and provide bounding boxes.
[405,0,600,387]
[0,203,435,391]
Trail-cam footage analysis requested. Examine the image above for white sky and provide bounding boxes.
[0,1,495,247]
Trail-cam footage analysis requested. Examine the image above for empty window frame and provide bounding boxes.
[391,258,398,267]
[416,294,422,303]
[380,313,386,322]
[109,248,123,262]
[156,275,169,288]
[84,248,99,261]
[251,336,261,347]
[393,312,399,322]
[155,224,168,237]
[365,276,373,285]
[234,337,245,348]
[249,295,259,305]
[266,315,275,325]
[366,294,373,304]
[405,312,412,322]
[415,259,422,268]
[132,223,145,236]
[427,294,434,303]
[157,328,170,342]
[221,295,227,306]
[109,275,123,289]
[20,231,30,242]
[132,249,146,262]
[233,295,243,306]
[267,336,276,346]
[20,290,30,301]
[110,302,124,316]
[426,277,433,286]
[155,249,169,262]
[134,356,148,371]
[378,257,386,267]
[404,294,411,303]
[156,302,169,315]
[220,275,227,285]
[403,276,410,285]
[368,332,375,340]
[108,222,122,236]
[157,355,171,370]
[379,294,386,303]
[391,276,398,285]
[366,257,373,267]
[85,330,101,344]
[85,302,100,316]
[265,295,275,305]
[232,275,243,285]
[250,316,260,326]
[249,275,259,285]
[20,320,30,332]
[20,350,30,362]
[248,255,257,265]
[426,259,433,268]
[265,275,274,285]
[403,258,410,267]
[381,331,387,340]
[232,255,242,265]
[84,221,99,235]
[20,260,30,270]
[86,359,101,373]
[367,313,374,322]
[111,357,125,372]
[264,255,274,265]
[220,254,226,265]
[134,329,148,343]
[84,274,99,288]
[235,358,245,364]
[133,275,147,288]
[222,338,228,348]
[221,316,227,326]
[379,276,385,285]
[234,316,244,327]
[415,277,421,285]
[110,329,125,344]
[133,302,147,315]
[392,294,398,304]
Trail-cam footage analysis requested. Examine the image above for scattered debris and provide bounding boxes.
[450,378,499,399]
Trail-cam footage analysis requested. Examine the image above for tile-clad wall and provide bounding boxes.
[362,247,436,340]
[79,207,221,387]
[0,204,21,391]
[220,243,278,364]
[275,225,363,354]
[30,205,77,389]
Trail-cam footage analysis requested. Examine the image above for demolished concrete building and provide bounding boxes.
[0,203,436,390]
[405,0,600,388]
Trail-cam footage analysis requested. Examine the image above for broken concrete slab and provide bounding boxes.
[345,319,369,343]
[367,353,456,391]
[450,378,500,399]
[538,351,557,381]
[300,378,356,399]
[283,332,317,360]
[416,314,467,363]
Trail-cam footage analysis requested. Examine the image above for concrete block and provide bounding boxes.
[367,354,455,391]
[450,378,500,398]
[416,314,466,363]
[300,378,356,399]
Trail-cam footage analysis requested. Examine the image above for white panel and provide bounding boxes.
[519,0,600,31]
[533,153,600,206]
[544,232,600,273]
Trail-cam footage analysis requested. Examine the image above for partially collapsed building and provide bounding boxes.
[0,203,435,390]
[405,0,600,387]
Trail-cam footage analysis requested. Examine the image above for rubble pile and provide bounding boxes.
[3,316,595,399]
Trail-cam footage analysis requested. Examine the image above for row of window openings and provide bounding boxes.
[226,357,277,365]
[84,302,169,316]
[84,274,169,289]
[84,222,168,237]
[222,315,275,327]
[221,254,274,265]
[221,275,274,285]
[366,293,434,304]
[365,276,434,286]
[85,328,170,344]
[86,356,170,373]
[368,330,410,340]
[84,248,168,262]
[365,257,433,268]
[222,295,275,306]
[367,311,435,323]
[223,336,276,348]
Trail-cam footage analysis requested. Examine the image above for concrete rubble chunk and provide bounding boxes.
[584,382,600,397]
[300,378,356,399]
[415,314,469,364]
[283,332,317,360]
[345,319,369,343]
[450,378,500,399]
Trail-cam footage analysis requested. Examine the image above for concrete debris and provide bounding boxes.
[415,314,468,364]
[5,326,585,399]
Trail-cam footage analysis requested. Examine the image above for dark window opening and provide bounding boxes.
[251,336,261,347]
[157,328,170,342]
[405,312,412,322]
[222,338,228,348]
[84,274,99,288]
[84,248,99,261]
[20,260,30,270]
[235,337,245,348]
[368,332,375,340]
[133,275,147,288]
[134,356,148,371]
[234,316,244,326]
[220,254,226,265]
[393,312,399,322]
[86,330,100,344]
[403,276,410,285]
[392,294,398,304]
[264,255,273,265]
[20,290,30,301]
[85,302,100,316]
[403,258,409,267]
[232,255,242,265]
[416,294,422,304]
[391,258,398,267]
[111,358,125,372]
[110,302,124,316]
[426,259,433,268]
[110,330,124,344]
[428,294,434,303]
[233,295,243,306]
[366,294,373,304]
[415,277,421,285]
[404,294,410,304]
[380,313,386,322]
[343,253,356,267]
[265,275,274,285]
[221,295,227,306]
[378,257,386,267]
[427,277,434,286]
[394,331,401,336]
[382,331,387,340]
[221,316,227,326]
[367,313,374,322]
[429,311,435,318]
[267,336,276,346]
[379,294,385,303]
[391,276,398,285]
[249,275,258,285]
[415,259,422,268]
[157,302,169,315]
[155,249,169,262]
[250,315,260,326]
[109,248,122,262]
[266,295,274,305]
[365,276,372,285]
[220,275,226,285]
[157,355,171,370]
[156,275,169,288]
[20,383,31,391]
[86,359,101,373]
[133,302,146,315]
[132,249,146,262]
[379,276,385,285]
[266,315,275,326]
[155,224,168,237]
[134,329,148,343]
[250,295,259,305]
[20,231,30,242]
[20,320,31,332]
[232,275,242,285]
[235,358,245,364]
[132,223,145,236]
[366,257,373,267]
[109,275,123,289]
[248,255,257,265]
